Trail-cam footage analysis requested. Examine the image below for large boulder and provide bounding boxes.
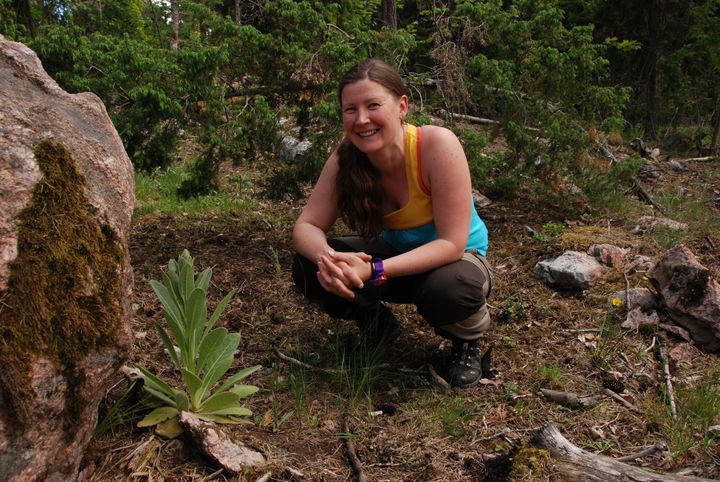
[648,245,720,353]
[0,35,134,480]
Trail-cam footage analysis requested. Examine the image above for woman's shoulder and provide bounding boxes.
[417,124,462,155]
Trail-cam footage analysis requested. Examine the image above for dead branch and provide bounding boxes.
[657,341,678,419]
[632,179,666,214]
[438,109,499,125]
[617,442,668,462]
[540,389,602,409]
[427,364,451,392]
[670,156,717,162]
[597,142,620,165]
[602,388,642,414]
[533,423,714,481]
[341,412,367,482]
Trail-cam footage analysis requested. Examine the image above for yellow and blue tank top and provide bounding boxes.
[381,124,489,255]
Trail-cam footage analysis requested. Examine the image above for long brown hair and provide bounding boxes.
[335,58,408,241]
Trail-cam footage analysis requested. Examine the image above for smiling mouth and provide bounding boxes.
[356,129,379,138]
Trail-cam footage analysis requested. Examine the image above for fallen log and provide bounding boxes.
[532,423,713,481]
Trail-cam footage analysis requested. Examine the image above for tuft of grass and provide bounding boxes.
[646,374,720,463]
[537,364,565,390]
[650,187,720,248]
[134,165,251,217]
[438,396,480,438]
[590,313,622,371]
[331,333,389,404]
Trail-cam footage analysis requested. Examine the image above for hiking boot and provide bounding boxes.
[355,303,404,346]
[447,339,484,388]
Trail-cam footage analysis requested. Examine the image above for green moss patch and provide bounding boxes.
[0,142,125,432]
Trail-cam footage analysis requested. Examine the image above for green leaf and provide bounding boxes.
[202,405,252,417]
[201,333,240,393]
[230,384,259,399]
[139,367,175,398]
[216,365,262,393]
[205,289,235,336]
[150,280,183,331]
[186,288,207,328]
[174,390,190,412]
[143,386,176,407]
[155,418,184,439]
[196,267,212,291]
[180,258,194,305]
[197,328,228,374]
[155,322,181,368]
[137,406,178,427]
[200,391,239,413]
[181,368,204,408]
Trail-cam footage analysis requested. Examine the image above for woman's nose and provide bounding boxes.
[356,107,369,124]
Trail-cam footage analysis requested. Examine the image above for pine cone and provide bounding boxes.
[602,376,625,393]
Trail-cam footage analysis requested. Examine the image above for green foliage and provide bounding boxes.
[138,250,261,426]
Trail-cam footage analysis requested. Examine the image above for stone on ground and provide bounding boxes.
[533,251,606,290]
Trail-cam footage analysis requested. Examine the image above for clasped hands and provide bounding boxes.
[316,249,373,299]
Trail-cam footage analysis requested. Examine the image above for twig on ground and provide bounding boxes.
[471,427,539,444]
[624,270,632,310]
[427,364,451,391]
[540,389,602,409]
[341,412,367,482]
[657,341,678,419]
[632,179,665,214]
[254,472,272,482]
[617,441,668,462]
[671,156,717,162]
[602,388,642,414]
[274,347,392,374]
[199,468,224,481]
[644,336,657,352]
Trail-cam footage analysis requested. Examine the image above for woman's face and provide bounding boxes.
[340,78,408,155]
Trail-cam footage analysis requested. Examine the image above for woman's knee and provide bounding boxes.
[415,260,488,326]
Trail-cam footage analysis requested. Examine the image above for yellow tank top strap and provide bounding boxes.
[382,124,434,230]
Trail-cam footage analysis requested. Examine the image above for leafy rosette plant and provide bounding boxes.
[138,250,260,427]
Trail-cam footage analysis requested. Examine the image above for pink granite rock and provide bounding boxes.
[648,245,720,352]
[0,35,134,480]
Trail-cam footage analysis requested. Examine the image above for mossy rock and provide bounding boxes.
[0,141,125,431]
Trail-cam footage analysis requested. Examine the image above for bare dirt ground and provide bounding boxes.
[82,157,720,481]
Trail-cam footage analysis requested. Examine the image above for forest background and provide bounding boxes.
[2,0,718,199]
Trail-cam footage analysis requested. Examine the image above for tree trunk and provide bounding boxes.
[234,0,242,25]
[170,0,180,50]
[382,0,397,31]
[643,0,661,140]
[532,423,714,481]
[710,92,719,150]
[12,0,34,36]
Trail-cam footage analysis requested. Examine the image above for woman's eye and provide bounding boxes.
[343,107,356,114]
[369,103,380,109]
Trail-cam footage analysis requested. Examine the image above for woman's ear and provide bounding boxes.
[399,94,409,121]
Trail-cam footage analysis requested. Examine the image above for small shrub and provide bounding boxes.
[137,250,261,428]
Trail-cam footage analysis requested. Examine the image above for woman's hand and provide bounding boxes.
[316,250,372,299]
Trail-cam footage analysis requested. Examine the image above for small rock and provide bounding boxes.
[708,425,720,438]
[473,189,492,209]
[533,251,606,290]
[607,288,657,311]
[621,307,660,330]
[588,243,628,267]
[178,412,266,474]
[637,216,688,232]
